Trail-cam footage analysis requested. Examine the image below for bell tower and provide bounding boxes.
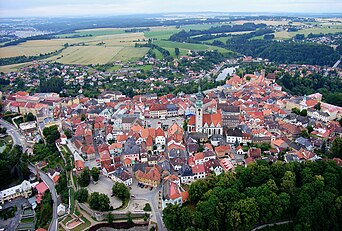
[195,86,203,133]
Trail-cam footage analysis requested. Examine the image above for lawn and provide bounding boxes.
[57,28,126,38]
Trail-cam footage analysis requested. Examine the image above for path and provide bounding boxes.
[250,220,292,231]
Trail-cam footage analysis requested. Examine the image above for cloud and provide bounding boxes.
[0,0,340,17]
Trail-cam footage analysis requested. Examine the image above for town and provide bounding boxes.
[0,54,341,231]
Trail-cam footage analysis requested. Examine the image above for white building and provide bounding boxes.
[0,180,38,204]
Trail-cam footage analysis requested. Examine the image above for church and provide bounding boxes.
[187,87,223,137]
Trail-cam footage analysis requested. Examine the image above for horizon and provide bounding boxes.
[0,0,341,18]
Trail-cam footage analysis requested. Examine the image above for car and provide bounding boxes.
[145,185,149,188]
[131,195,135,198]
[150,186,153,191]
[111,193,115,197]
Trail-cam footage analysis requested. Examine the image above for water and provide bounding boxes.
[216,66,239,82]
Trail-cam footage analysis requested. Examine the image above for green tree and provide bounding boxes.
[75,188,89,203]
[143,203,152,211]
[307,125,314,133]
[314,102,321,110]
[281,171,296,195]
[78,168,91,187]
[228,198,259,231]
[64,129,72,139]
[175,48,180,57]
[189,179,208,203]
[300,130,310,138]
[88,192,110,211]
[43,125,60,145]
[26,112,35,122]
[330,137,342,158]
[107,212,114,223]
[112,182,130,200]
[300,109,307,117]
[91,167,100,182]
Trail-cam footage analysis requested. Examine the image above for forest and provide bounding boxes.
[163,160,342,231]
[276,72,342,106]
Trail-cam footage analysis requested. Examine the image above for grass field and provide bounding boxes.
[233,20,304,26]
[0,62,34,73]
[57,28,126,38]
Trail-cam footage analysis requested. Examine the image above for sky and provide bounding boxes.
[0,0,341,17]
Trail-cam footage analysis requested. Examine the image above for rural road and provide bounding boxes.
[29,164,59,231]
[0,118,27,151]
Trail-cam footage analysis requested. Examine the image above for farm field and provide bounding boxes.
[46,46,124,64]
[153,40,232,57]
[274,27,342,40]
[0,62,35,73]
[233,20,305,26]
[0,40,64,58]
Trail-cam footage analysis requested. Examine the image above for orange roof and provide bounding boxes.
[215,145,231,153]
[272,139,285,147]
[156,127,165,137]
[52,175,60,184]
[192,164,205,174]
[116,134,128,143]
[109,143,123,149]
[124,158,132,165]
[75,160,85,169]
[181,191,189,202]
[36,228,48,231]
[194,152,204,161]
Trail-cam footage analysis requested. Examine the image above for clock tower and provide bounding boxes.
[195,86,203,133]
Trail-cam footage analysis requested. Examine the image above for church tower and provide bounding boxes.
[195,86,203,133]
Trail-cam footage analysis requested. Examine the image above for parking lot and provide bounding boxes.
[0,198,29,231]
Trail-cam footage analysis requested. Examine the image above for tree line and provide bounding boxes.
[163,160,342,231]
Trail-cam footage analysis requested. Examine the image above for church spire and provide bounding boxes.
[196,84,203,108]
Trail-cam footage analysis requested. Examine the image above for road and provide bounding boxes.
[29,164,59,231]
[250,220,292,231]
[131,179,165,230]
[0,119,27,151]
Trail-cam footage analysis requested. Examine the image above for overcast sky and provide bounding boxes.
[0,0,341,17]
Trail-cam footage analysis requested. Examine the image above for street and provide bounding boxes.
[0,119,27,151]
[28,164,59,231]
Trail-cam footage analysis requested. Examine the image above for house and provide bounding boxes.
[121,137,140,162]
[0,180,37,204]
[57,203,66,216]
[135,166,161,187]
[35,181,49,204]
[220,158,234,172]
[162,178,188,210]
[75,160,85,174]
[248,147,261,159]
[226,128,243,144]
[111,167,133,186]
[215,145,232,159]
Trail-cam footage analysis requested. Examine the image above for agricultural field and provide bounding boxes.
[0,62,34,73]
[153,40,232,57]
[0,40,64,58]
[274,27,342,40]
[232,20,305,26]
[46,46,124,65]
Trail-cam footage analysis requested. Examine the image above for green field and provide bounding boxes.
[144,27,180,40]
[154,40,232,57]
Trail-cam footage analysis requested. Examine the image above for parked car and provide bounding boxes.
[145,185,149,189]
[150,186,153,191]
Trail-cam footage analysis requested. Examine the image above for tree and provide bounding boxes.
[189,179,208,203]
[307,125,314,133]
[91,167,100,182]
[246,76,251,81]
[26,112,35,122]
[64,129,72,139]
[281,171,296,195]
[143,203,152,211]
[314,102,321,111]
[300,130,310,139]
[175,48,180,57]
[81,114,87,121]
[107,212,114,223]
[78,168,91,187]
[300,109,307,117]
[292,107,301,115]
[112,182,130,200]
[330,137,342,158]
[75,188,89,203]
[88,192,110,211]
[43,125,60,145]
